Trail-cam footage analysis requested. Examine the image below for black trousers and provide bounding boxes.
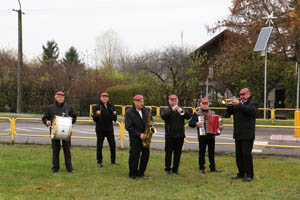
[96,130,116,164]
[165,137,184,173]
[129,137,150,177]
[235,139,254,178]
[51,139,73,171]
[198,135,216,170]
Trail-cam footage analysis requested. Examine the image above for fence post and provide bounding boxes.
[122,106,126,116]
[89,104,93,118]
[11,118,15,144]
[156,107,160,117]
[295,111,300,137]
[271,109,275,123]
[192,107,196,114]
[120,121,125,149]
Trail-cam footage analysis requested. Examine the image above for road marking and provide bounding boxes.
[252,141,268,153]
[15,128,44,132]
[24,127,48,131]
[252,149,262,153]
[73,130,95,135]
[254,141,268,147]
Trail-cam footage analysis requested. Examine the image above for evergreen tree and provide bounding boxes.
[62,46,84,81]
[63,46,81,64]
[42,40,59,63]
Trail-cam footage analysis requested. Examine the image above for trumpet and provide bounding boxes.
[221,97,241,105]
[176,106,185,115]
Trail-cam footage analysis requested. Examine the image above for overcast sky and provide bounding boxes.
[0,0,232,63]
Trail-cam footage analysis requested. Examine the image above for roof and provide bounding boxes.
[194,29,228,53]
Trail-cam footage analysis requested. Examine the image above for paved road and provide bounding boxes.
[1,118,299,155]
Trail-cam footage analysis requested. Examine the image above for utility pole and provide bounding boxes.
[296,62,299,110]
[13,0,25,113]
[180,31,183,47]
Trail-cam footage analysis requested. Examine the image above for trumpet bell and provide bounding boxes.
[177,107,185,115]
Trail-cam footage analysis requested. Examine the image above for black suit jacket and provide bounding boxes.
[125,105,151,139]
[160,106,192,138]
[92,101,117,132]
[227,97,258,140]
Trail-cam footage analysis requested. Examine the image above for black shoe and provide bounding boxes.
[211,169,222,173]
[111,162,120,165]
[165,170,171,175]
[138,174,149,179]
[232,175,244,179]
[67,169,75,173]
[51,169,58,173]
[243,177,253,182]
[172,171,180,174]
[129,176,136,179]
[98,163,103,167]
[200,169,206,174]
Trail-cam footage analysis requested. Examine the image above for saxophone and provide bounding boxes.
[142,108,156,148]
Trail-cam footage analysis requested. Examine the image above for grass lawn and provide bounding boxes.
[0,144,300,200]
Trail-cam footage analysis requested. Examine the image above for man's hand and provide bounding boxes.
[46,121,51,127]
[149,121,154,126]
[140,133,146,140]
[231,98,239,105]
[113,111,117,115]
[96,110,101,115]
[220,125,223,131]
[196,122,202,128]
[172,105,179,111]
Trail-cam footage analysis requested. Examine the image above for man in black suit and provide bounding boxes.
[161,95,192,174]
[93,92,118,167]
[42,91,77,173]
[125,94,153,179]
[189,98,222,174]
[227,88,258,182]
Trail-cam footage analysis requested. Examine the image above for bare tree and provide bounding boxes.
[95,29,127,68]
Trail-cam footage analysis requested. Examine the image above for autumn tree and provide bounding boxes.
[121,46,208,105]
[206,0,300,106]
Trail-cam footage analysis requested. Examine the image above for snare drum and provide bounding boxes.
[51,116,72,140]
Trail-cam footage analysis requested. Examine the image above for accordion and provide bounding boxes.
[198,114,222,136]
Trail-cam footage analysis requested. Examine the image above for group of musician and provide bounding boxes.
[42,88,258,182]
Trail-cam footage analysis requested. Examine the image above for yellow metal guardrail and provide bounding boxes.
[1,114,300,149]
[89,105,296,122]
[0,117,12,137]
[11,118,123,147]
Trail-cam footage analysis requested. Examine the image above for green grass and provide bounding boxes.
[0,144,300,200]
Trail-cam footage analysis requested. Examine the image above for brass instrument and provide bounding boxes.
[142,108,156,148]
[221,97,241,105]
[176,106,185,115]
